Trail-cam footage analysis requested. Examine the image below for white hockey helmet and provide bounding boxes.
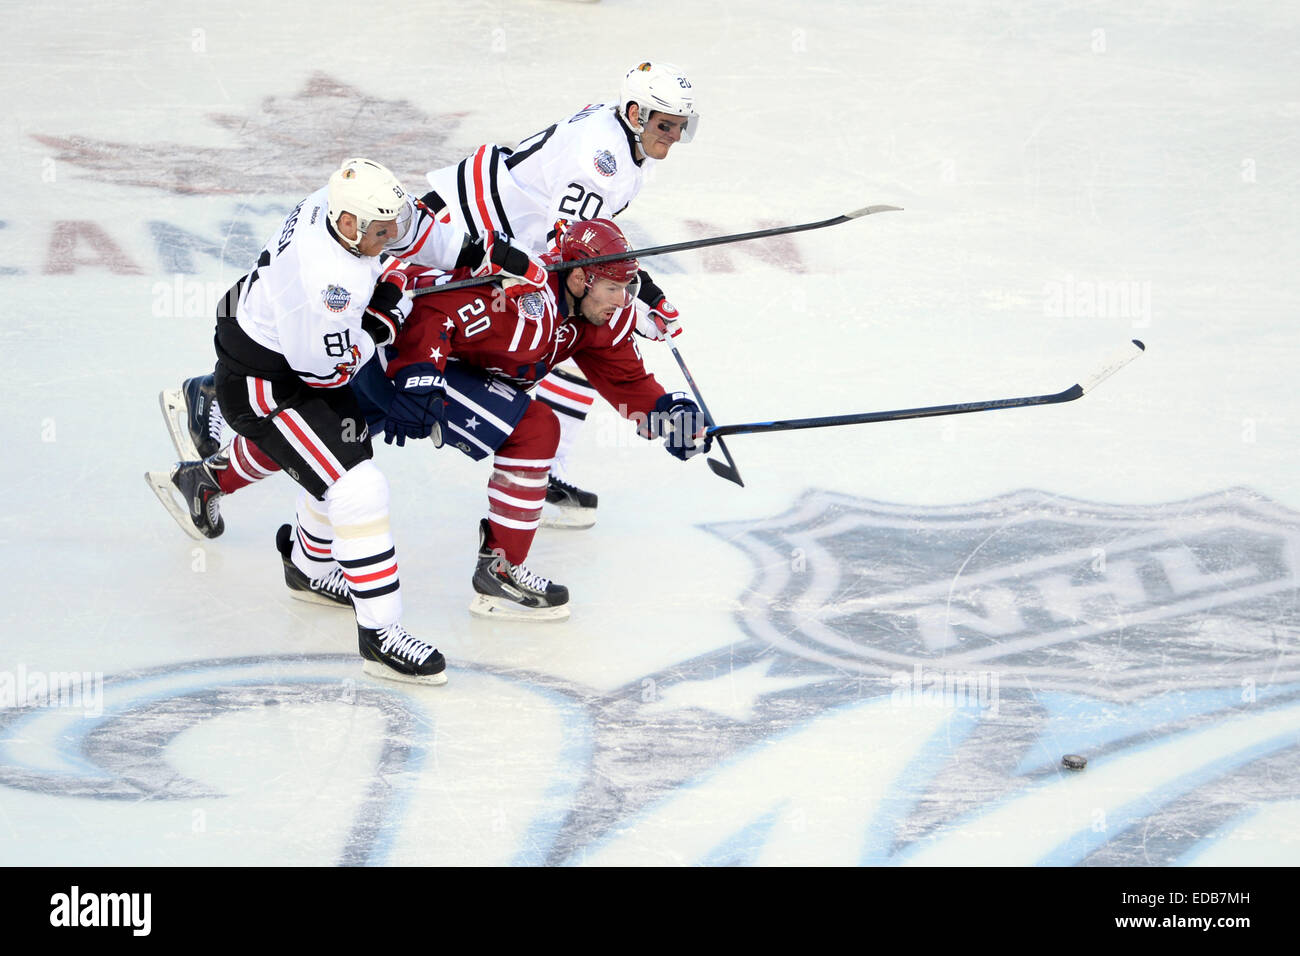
[327,158,412,251]
[619,61,700,143]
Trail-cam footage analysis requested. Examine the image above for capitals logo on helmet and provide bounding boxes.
[560,219,639,286]
[559,219,641,311]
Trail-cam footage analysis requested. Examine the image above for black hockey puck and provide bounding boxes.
[1062,754,1088,771]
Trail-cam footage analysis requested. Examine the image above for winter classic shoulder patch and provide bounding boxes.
[322,284,352,313]
[593,149,617,177]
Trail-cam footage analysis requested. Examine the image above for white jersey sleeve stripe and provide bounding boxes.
[609,306,636,346]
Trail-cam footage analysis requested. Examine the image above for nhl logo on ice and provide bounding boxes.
[593,149,617,177]
[706,488,1300,700]
[321,284,351,313]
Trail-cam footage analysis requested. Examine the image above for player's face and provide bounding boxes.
[640,111,689,160]
[356,218,401,257]
[580,276,635,325]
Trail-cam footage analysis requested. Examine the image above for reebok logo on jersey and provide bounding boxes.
[322,285,351,313]
[593,149,617,177]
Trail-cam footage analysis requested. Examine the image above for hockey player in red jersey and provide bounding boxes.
[423,60,700,528]
[350,217,712,621]
[159,61,701,532]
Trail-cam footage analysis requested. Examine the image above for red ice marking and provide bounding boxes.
[43,221,145,275]
[682,218,808,274]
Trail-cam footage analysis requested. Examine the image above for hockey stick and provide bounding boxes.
[707,340,1146,439]
[650,316,744,487]
[410,204,903,298]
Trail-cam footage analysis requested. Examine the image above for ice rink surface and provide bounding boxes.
[1,0,1298,865]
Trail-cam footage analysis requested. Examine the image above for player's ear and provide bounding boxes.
[336,211,358,240]
[625,102,640,127]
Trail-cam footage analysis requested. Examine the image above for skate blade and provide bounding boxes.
[286,587,353,610]
[469,594,571,622]
[144,470,209,541]
[159,388,201,461]
[361,660,448,686]
[538,502,596,530]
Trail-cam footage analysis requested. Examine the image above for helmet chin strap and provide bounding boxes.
[328,216,363,257]
[619,102,647,157]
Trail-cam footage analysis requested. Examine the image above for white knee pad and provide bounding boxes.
[325,459,389,528]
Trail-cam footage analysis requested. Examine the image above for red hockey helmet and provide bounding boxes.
[559,219,640,305]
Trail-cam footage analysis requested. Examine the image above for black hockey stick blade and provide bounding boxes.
[661,331,745,487]
[410,204,903,298]
[707,339,1145,439]
[706,452,744,487]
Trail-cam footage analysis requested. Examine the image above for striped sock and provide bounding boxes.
[217,435,281,494]
[486,459,551,564]
[291,490,335,578]
[326,461,401,629]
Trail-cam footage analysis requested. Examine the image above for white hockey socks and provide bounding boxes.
[326,461,402,629]
[291,489,336,578]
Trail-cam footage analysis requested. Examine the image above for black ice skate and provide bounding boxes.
[275,524,352,609]
[540,474,598,530]
[358,622,447,685]
[471,520,570,621]
[159,375,223,461]
[144,458,225,540]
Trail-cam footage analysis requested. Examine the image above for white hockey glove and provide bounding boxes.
[633,270,682,341]
[461,230,548,288]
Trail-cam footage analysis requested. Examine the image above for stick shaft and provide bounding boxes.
[709,340,1144,439]
[410,204,902,298]
[707,386,1084,438]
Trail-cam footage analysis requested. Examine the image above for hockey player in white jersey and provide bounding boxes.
[422,60,699,527]
[147,157,546,686]
[158,61,698,528]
